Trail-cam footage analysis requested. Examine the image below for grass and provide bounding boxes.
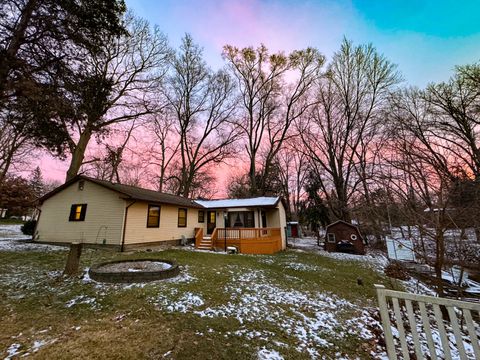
[0,218,25,225]
[0,247,399,359]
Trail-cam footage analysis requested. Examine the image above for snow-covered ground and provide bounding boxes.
[1,228,478,359]
[0,224,63,252]
[288,236,389,273]
[150,265,388,359]
[0,224,30,240]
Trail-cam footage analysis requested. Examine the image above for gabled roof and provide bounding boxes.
[38,175,203,209]
[195,197,280,209]
[326,220,359,230]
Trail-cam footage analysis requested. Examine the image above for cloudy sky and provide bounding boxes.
[40,0,480,183]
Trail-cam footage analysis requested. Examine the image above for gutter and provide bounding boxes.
[120,200,136,252]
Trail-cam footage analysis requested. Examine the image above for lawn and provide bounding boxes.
[0,243,398,359]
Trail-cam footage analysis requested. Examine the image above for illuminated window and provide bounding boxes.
[178,208,187,227]
[198,210,205,223]
[147,205,160,228]
[69,204,87,221]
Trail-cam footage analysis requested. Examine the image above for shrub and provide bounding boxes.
[21,220,37,235]
[384,261,410,280]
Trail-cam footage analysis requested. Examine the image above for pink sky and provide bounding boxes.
[36,0,480,192]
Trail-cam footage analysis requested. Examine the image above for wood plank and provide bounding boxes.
[375,286,397,360]
[464,309,480,359]
[419,302,438,360]
[405,299,423,359]
[433,304,452,359]
[392,297,410,359]
[383,289,480,311]
[446,306,467,360]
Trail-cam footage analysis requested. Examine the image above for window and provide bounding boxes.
[350,234,357,241]
[261,211,267,228]
[178,208,187,227]
[327,233,336,243]
[227,211,255,228]
[198,210,205,223]
[147,205,160,228]
[69,204,87,221]
[245,211,254,227]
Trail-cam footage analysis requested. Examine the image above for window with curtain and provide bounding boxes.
[69,204,87,221]
[178,208,187,227]
[147,205,161,228]
[198,210,205,223]
[227,211,254,228]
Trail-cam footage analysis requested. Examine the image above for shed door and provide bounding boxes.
[291,225,298,237]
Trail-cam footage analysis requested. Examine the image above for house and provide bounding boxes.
[324,220,365,255]
[195,197,287,254]
[34,176,287,254]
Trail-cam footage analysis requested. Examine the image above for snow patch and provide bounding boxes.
[257,347,284,360]
[65,295,98,308]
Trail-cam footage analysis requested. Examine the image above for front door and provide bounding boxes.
[207,211,216,235]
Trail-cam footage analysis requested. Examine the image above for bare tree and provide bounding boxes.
[84,120,139,183]
[223,44,324,195]
[275,140,309,219]
[163,34,238,197]
[0,113,35,183]
[60,13,169,181]
[149,112,180,192]
[385,86,478,296]
[299,39,400,221]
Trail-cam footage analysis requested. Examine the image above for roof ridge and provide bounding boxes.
[87,176,195,201]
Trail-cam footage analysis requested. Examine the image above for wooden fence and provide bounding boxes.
[375,284,480,359]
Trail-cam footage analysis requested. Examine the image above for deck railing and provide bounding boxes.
[215,227,282,254]
[194,227,203,248]
[375,284,480,360]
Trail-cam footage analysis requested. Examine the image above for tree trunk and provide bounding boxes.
[65,129,92,182]
[0,0,38,96]
[249,157,257,195]
[63,242,83,276]
[434,229,445,297]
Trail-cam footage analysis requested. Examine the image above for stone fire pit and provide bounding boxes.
[89,259,179,283]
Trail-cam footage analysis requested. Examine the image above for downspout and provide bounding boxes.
[121,200,136,252]
[32,206,42,241]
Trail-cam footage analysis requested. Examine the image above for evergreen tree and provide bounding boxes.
[29,166,44,199]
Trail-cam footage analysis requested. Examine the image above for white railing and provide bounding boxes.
[375,284,480,360]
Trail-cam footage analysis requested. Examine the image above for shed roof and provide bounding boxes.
[195,197,280,209]
[326,220,360,231]
[38,175,203,209]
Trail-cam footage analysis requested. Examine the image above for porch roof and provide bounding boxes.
[195,197,280,209]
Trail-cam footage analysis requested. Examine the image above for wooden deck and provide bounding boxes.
[195,227,282,254]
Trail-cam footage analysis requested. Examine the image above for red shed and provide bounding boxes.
[324,220,365,255]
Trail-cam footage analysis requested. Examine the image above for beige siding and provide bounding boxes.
[124,202,203,244]
[278,201,287,249]
[36,180,125,245]
[265,202,287,249]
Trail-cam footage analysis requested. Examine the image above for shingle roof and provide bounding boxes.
[195,197,280,209]
[38,175,203,208]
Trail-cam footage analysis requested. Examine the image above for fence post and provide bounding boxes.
[375,284,397,360]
